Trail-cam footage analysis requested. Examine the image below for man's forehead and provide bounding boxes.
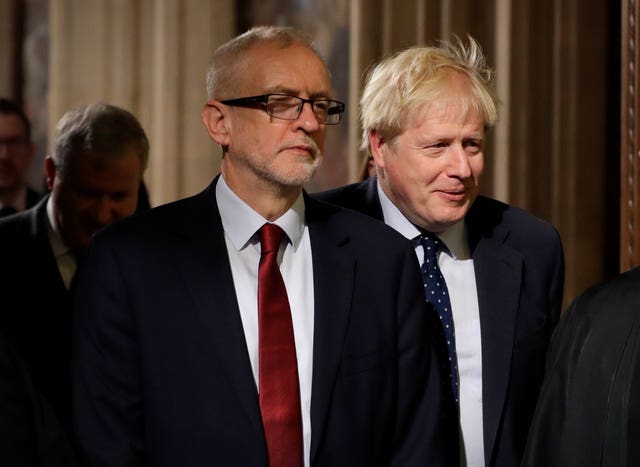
[236,42,331,92]
[410,96,486,128]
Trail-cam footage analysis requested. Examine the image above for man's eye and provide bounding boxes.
[270,97,296,106]
[464,140,483,152]
[314,101,330,112]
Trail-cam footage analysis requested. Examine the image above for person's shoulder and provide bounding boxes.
[0,204,39,239]
[471,195,555,228]
[313,179,369,203]
[307,195,408,246]
[553,267,640,365]
[572,266,640,317]
[94,188,211,244]
[312,178,382,219]
[469,195,561,244]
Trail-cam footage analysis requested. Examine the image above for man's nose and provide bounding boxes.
[91,198,116,226]
[448,144,472,177]
[294,101,321,133]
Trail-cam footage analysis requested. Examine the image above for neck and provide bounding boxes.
[221,166,302,221]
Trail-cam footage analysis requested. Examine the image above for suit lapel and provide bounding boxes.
[30,197,69,303]
[170,181,263,436]
[355,188,522,464]
[467,202,522,464]
[305,197,355,464]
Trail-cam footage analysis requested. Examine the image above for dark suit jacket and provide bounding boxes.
[522,266,640,467]
[0,196,74,433]
[72,178,450,466]
[26,187,43,209]
[0,333,75,467]
[314,177,565,467]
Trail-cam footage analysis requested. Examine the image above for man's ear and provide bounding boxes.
[44,156,57,190]
[369,129,387,170]
[201,101,230,148]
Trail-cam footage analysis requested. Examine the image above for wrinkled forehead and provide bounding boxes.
[406,75,487,128]
[411,96,486,127]
[231,41,332,95]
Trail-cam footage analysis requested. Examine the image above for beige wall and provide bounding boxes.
[48,0,234,205]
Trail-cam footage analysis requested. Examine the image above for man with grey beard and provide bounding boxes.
[72,26,451,467]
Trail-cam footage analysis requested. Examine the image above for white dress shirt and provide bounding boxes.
[377,181,485,467]
[46,196,77,290]
[216,176,315,467]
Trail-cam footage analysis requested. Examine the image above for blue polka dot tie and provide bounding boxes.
[419,233,459,404]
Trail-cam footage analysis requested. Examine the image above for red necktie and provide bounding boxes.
[258,223,303,467]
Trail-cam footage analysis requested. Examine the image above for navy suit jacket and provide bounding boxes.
[0,196,73,431]
[314,177,565,467]
[0,196,78,465]
[72,178,451,466]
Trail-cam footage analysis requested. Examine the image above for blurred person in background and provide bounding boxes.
[0,101,148,463]
[0,98,42,217]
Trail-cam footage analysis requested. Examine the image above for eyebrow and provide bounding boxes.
[263,87,332,99]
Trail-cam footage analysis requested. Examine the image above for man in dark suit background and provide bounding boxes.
[0,101,148,458]
[72,26,450,466]
[315,38,565,467]
[0,333,75,466]
[522,266,640,467]
[0,98,42,216]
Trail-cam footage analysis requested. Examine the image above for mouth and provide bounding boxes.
[282,140,319,158]
[289,145,316,156]
[437,188,468,202]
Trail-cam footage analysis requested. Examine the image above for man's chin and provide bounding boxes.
[273,160,321,187]
[422,209,470,232]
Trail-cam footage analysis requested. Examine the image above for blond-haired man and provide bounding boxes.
[316,38,564,467]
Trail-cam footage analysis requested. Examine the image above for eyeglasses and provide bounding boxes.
[219,93,345,125]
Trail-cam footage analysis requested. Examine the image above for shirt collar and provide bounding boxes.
[46,196,73,258]
[377,180,422,240]
[376,179,470,259]
[216,175,305,251]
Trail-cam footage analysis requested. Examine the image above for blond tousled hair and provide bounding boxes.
[360,36,499,153]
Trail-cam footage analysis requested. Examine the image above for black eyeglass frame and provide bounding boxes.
[218,93,345,125]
